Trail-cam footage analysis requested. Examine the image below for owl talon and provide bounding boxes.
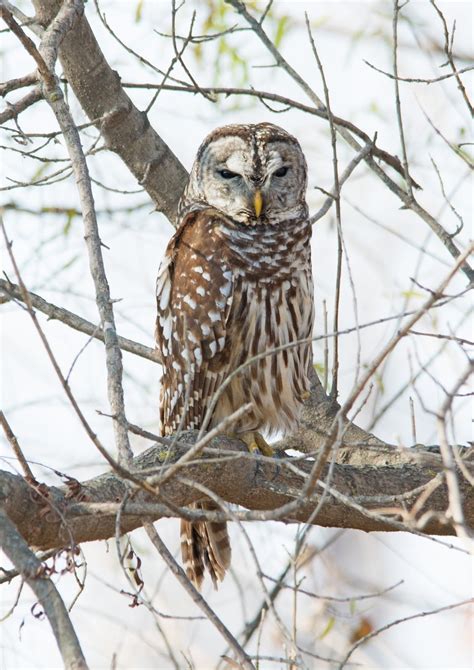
[240,431,274,457]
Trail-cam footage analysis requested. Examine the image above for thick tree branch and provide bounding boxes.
[1,433,472,552]
[32,0,188,222]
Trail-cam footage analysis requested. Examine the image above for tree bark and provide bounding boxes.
[1,435,472,551]
[33,0,188,223]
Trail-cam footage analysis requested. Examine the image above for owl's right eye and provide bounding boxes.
[218,169,239,179]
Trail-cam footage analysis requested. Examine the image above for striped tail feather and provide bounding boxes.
[180,501,231,590]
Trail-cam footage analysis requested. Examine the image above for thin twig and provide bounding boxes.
[338,597,473,669]
[143,522,255,670]
[304,14,343,400]
[1,275,466,376]
[0,411,35,481]
[392,0,414,199]
[0,216,154,492]
[302,242,474,499]
[430,0,473,116]
[436,361,474,539]
[309,137,375,225]
[121,80,419,186]
[224,0,474,282]
[0,278,160,363]
[153,403,252,487]
[364,59,474,84]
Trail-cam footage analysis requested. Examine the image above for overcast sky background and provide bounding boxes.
[1,1,472,668]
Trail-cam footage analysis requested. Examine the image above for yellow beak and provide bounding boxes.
[253,190,263,218]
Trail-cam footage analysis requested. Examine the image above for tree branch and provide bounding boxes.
[0,86,43,124]
[224,0,474,283]
[1,432,472,553]
[143,522,255,670]
[1,0,137,464]
[0,277,160,363]
[32,0,188,223]
[0,507,88,669]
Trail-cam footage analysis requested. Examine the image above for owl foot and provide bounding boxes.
[240,431,274,457]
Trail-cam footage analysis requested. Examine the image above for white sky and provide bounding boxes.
[1,1,473,668]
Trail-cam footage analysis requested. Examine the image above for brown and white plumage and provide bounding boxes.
[156,123,314,589]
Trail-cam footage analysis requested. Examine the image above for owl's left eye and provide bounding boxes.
[218,169,240,179]
[274,166,289,177]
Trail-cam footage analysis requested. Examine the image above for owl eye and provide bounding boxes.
[218,169,239,179]
[274,166,289,177]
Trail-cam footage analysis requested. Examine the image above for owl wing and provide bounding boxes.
[156,208,234,435]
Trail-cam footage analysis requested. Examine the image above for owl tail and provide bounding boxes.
[180,501,231,590]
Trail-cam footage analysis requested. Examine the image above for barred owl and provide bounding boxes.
[156,123,314,589]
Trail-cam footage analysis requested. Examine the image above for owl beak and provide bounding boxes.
[253,190,263,218]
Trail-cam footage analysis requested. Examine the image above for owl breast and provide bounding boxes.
[210,218,314,435]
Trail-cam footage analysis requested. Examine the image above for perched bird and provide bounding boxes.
[156,123,314,589]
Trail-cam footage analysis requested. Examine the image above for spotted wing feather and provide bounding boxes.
[156,209,234,589]
[156,208,234,436]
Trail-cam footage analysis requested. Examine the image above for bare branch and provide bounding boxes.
[339,597,473,669]
[364,59,474,85]
[1,0,135,464]
[309,138,374,224]
[436,361,474,539]
[32,0,188,222]
[121,80,420,185]
[392,0,414,200]
[0,508,88,669]
[224,0,474,283]
[1,434,472,552]
[304,14,344,401]
[0,71,38,96]
[430,0,473,116]
[0,411,36,481]
[143,522,255,670]
[0,277,160,363]
[0,86,43,124]
[0,215,143,484]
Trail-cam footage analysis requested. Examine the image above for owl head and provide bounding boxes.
[180,123,308,226]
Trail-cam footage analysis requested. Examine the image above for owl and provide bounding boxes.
[156,123,314,589]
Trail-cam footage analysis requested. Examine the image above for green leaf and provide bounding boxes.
[56,255,79,274]
[401,290,423,300]
[319,616,335,640]
[274,15,289,48]
[374,371,385,394]
[135,0,143,23]
[31,163,50,183]
[313,362,325,376]
[62,209,76,236]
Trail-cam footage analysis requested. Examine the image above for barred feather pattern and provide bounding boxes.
[156,123,314,589]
